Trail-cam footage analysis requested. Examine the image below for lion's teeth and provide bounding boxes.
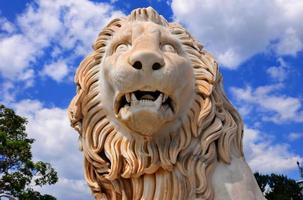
[125,93,131,103]
[131,93,138,106]
[162,94,168,103]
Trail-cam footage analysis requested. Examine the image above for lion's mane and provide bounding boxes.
[68,7,243,200]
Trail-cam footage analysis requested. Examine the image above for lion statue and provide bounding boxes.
[68,7,265,200]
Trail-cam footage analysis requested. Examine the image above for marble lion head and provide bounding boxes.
[68,7,245,200]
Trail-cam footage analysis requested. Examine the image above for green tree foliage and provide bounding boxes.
[0,104,58,199]
[255,172,303,200]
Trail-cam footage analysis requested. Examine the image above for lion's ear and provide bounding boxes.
[67,92,84,152]
[196,51,219,97]
[67,85,83,134]
[68,53,97,134]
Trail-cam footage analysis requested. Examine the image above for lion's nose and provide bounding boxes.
[129,51,164,71]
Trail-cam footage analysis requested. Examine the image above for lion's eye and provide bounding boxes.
[115,43,130,53]
[161,44,176,53]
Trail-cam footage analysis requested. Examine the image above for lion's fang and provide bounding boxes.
[162,94,168,103]
[155,93,163,109]
[131,93,137,102]
[125,93,131,103]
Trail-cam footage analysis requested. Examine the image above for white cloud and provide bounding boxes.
[12,99,93,200]
[39,178,92,200]
[0,81,16,104]
[266,58,288,82]
[41,60,69,82]
[217,48,242,68]
[275,28,303,56]
[0,17,16,33]
[231,84,303,123]
[0,0,124,83]
[0,35,37,78]
[244,127,302,173]
[110,0,119,4]
[171,0,303,68]
[288,132,303,141]
[237,105,253,118]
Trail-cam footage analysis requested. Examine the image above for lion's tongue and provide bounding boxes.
[128,93,163,110]
[140,94,154,100]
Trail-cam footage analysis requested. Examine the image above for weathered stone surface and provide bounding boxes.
[68,7,265,200]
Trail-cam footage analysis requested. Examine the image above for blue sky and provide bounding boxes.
[0,0,302,199]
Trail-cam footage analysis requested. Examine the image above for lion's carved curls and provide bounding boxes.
[68,7,244,200]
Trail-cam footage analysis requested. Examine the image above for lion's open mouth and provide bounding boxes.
[114,90,174,115]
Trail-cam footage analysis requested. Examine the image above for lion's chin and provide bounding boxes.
[118,104,173,137]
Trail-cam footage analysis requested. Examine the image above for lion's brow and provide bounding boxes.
[109,31,132,49]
